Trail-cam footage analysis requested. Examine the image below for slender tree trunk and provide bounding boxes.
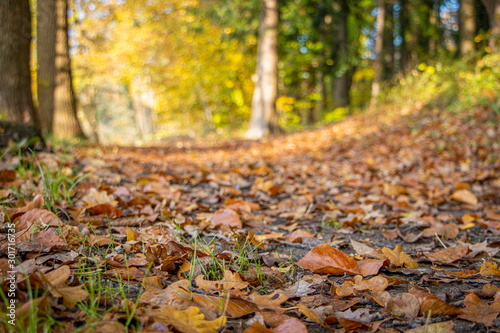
[481,0,500,52]
[331,0,350,109]
[0,0,40,127]
[371,0,385,106]
[245,0,278,139]
[460,0,476,55]
[37,0,57,134]
[383,0,395,81]
[399,0,409,74]
[53,0,84,139]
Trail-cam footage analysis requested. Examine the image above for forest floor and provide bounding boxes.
[1,102,500,332]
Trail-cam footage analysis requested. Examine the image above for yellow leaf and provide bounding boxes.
[382,245,418,268]
[126,227,138,241]
[154,305,226,333]
[480,262,500,277]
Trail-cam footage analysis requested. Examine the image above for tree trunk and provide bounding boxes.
[371,0,385,106]
[460,0,476,55]
[383,0,395,81]
[331,0,350,109]
[245,0,278,139]
[0,0,40,127]
[37,0,57,134]
[399,0,409,73]
[53,0,84,139]
[481,0,500,52]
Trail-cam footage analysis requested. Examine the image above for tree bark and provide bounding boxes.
[53,0,84,139]
[460,0,476,55]
[399,0,409,74]
[0,0,40,127]
[245,0,279,139]
[371,0,385,106]
[37,0,57,134]
[331,0,350,109]
[481,0,500,52]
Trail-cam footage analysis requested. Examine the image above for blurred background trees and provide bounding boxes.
[0,0,498,143]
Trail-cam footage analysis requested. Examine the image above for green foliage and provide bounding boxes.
[382,54,500,115]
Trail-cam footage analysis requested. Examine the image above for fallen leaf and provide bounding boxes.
[335,275,388,296]
[211,208,242,228]
[410,290,463,317]
[244,321,272,333]
[406,320,455,333]
[382,245,418,268]
[153,305,226,333]
[458,293,500,326]
[425,246,469,264]
[284,229,313,243]
[297,303,324,323]
[274,317,308,333]
[195,270,248,293]
[451,189,478,206]
[372,291,420,319]
[297,244,360,275]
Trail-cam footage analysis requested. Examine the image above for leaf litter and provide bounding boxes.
[0,106,500,332]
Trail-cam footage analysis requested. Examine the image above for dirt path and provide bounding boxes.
[2,105,499,332]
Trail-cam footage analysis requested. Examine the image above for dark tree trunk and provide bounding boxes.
[246,0,279,139]
[0,0,40,128]
[53,0,84,139]
[37,0,57,134]
[383,0,395,81]
[331,0,350,109]
[399,0,409,73]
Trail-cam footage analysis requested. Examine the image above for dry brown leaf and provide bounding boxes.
[243,321,272,333]
[297,303,324,323]
[451,189,478,206]
[425,245,469,264]
[192,293,258,318]
[410,290,463,317]
[246,291,288,310]
[15,208,61,231]
[297,244,360,275]
[284,229,313,243]
[382,245,418,268]
[357,259,387,276]
[336,275,388,296]
[195,270,248,294]
[211,208,242,228]
[372,291,420,319]
[458,293,500,326]
[86,203,123,217]
[274,317,308,333]
[350,239,376,256]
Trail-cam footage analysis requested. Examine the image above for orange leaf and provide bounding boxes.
[451,189,478,206]
[211,208,242,228]
[336,275,388,297]
[297,244,360,275]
